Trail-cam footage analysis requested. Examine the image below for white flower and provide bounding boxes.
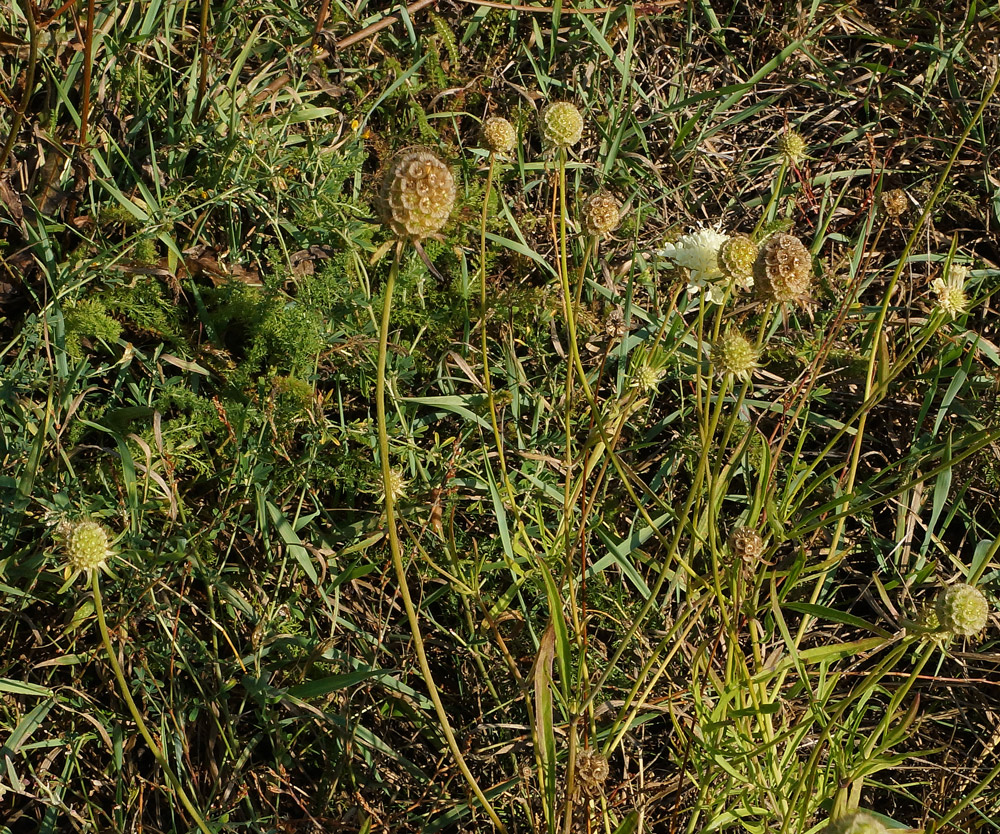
[931,263,969,319]
[657,227,730,300]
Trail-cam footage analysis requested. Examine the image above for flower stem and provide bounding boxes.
[378,241,507,833]
[92,572,214,834]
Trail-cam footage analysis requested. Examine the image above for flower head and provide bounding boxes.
[753,232,812,304]
[59,519,115,583]
[482,116,516,155]
[728,527,765,561]
[718,234,758,291]
[776,130,807,164]
[931,264,969,319]
[712,331,758,382]
[657,227,730,301]
[377,149,456,240]
[379,468,409,504]
[936,582,989,637]
[821,812,888,834]
[582,192,621,237]
[881,188,908,219]
[539,101,584,149]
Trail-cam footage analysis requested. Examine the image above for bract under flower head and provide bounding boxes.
[657,227,730,301]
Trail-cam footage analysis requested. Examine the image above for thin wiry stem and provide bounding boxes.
[377,240,507,833]
[92,572,214,834]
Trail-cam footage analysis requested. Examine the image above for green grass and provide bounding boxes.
[2,0,1000,832]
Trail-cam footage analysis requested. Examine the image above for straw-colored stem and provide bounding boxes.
[92,572,214,834]
[378,242,507,833]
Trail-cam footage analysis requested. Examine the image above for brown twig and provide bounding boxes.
[79,0,95,147]
[193,0,211,122]
[39,0,79,28]
[0,0,38,173]
[312,0,331,48]
[451,0,618,12]
[334,0,439,51]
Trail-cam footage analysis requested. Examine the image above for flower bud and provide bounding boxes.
[712,331,758,382]
[936,583,989,637]
[718,234,758,290]
[65,520,113,574]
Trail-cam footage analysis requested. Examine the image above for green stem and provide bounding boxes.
[92,572,214,834]
[378,242,507,833]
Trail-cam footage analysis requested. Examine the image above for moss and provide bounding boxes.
[63,298,123,358]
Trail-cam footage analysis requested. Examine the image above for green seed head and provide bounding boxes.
[777,130,807,164]
[718,234,758,290]
[378,149,456,240]
[482,116,516,155]
[65,520,113,573]
[754,232,812,304]
[712,331,758,382]
[936,583,989,637]
[540,101,584,149]
[822,812,888,834]
[582,192,621,237]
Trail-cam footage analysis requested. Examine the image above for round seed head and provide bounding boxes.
[881,188,908,219]
[582,192,621,237]
[936,583,989,637]
[482,116,516,154]
[822,812,888,834]
[718,234,758,290]
[753,232,812,303]
[378,149,456,240]
[728,527,765,560]
[540,101,584,149]
[711,331,758,382]
[574,748,610,799]
[777,130,807,164]
[65,520,113,573]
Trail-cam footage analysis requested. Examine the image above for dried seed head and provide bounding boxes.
[936,583,989,637]
[776,130,807,164]
[728,527,765,561]
[605,306,626,339]
[573,748,610,799]
[711,331,758,382]
[753,232,812,303]
[718,234,758,290]
[64,520,113,574]
[582,192,621,237]
[482,116,516,155]
[378,149,456,240]
[881,188,908,219]
[540,101,584,149]
[822,812,888,834]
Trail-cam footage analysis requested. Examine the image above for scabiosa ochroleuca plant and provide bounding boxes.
[582,191,621,237]
[539,101,584,149]
[482,116,516,155]
[377,149,456,240]
[754,232,812,304]
[936,582,989,637]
